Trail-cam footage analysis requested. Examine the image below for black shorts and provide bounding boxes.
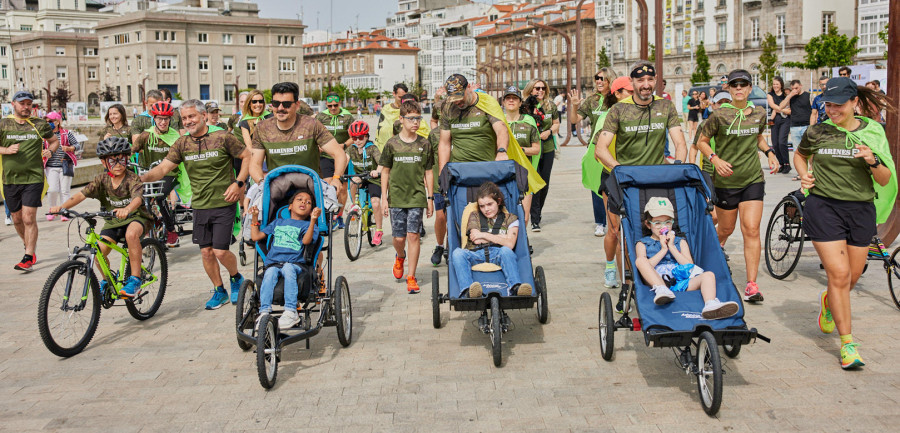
[803,194,876,247]
[364,181,382,199]
[599,171,610,195]
[714,182,765,210]
[99,221,145,243]
[192,205,237,250]
[3,182,43,212]
[319,156,336,179]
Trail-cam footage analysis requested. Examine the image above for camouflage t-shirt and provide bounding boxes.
[464,210,518,250]
[797,122,876,202]
[692,119,715,175]
[251,115,334,175]
[699,105,767,189]
[133,127,182,177]
[509,117,540,152]
[165,128,246,209]
[439,95,501,163]
[432,100,443,122]
[0,116,53,184]
[97,124,131,141]
[130,110,182,137]
[538,101,560,153]
[347,142,382,186]
[315,110,355,157]
[601,97,681,166]
[427,128,441,194]
[296,100,315,117]
[577,92,605,134]
[81,171,152,230]
[380,134,433,209]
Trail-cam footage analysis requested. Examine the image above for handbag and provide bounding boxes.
[61,156,75,177]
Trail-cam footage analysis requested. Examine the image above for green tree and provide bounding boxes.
[691,44,711,85]
[239,88,272,103]
[648,43,656,62]
[758,33,779,88]
[878,24,889,60]
[327,83,351,101]
[783,24,860,73]
[99,85,118,102]
[596,47,611,69]
[352,87,378,105]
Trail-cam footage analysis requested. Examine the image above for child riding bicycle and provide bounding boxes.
[346,120,384,245]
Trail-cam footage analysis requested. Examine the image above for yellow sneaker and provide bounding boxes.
[818,291,835,334]
[840,342,865,369]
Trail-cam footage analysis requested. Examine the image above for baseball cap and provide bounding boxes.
[645,197,675,218]
[820,77,858,105]
[727,69,752,86]
[205,101,220,112]
[610,76,634,93]
[711,92,732,104]
[444,74,469,104]
[13,90,34,102]
[46,111,62,121]
[502,85,522,100]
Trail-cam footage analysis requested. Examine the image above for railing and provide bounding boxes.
[744,39,761,49]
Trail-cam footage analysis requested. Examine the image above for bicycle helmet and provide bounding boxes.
[96,136,132,158]
[149,101,174,117]
[348,120,369,138]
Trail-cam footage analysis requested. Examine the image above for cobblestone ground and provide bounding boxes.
[1,143,899,432]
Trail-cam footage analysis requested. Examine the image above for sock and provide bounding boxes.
[216,285,226,293]
[606,261,616,269]
[437,243,444,248]
[840,334,853,345]
[652,284,667,292]
[230,272,242,281]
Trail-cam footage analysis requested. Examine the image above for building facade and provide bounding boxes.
[856,0,888,64]
[303,32,418,95]
[9,31,100,111]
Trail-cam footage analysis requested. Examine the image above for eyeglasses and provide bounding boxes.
[352,136,367,140]
[533,86,546,91]
[730,82,749,89]
[594,74,605,81]
[402,116,423,122]
[326,104,339,108]
[839,72,850,77]
[250,99,265,105]
[154,116,171,123]
[104,156,129,167]
[269,100,294,108]
[649,219,674,226]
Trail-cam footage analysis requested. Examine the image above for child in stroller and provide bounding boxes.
[635,197,739,320]
[248,190,321,329]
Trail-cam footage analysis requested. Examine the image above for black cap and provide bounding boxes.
[502,85,522,100]
[821,77,858,104]
[727,69,752,85]
[13,90,34,102]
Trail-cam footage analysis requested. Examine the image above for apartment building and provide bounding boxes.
[303,32,418,95]
[9,31,100,108]
[856,0,888,63]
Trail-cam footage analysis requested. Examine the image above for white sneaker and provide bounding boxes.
[594,224,606,237]
[652,285,676,305]
[4,216,10,226]
[701,298,739,320]
[278,309,301,329]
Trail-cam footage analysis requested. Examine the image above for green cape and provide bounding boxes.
[476,93,545,194]
[374,102,430,150]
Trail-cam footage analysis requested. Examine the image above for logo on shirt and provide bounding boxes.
[148,145,170,153]
[185,150,221,161]
[394,155,423,163]
[818,148,859,158]
[269,144,309,155]
[272,225,303,251]
[109,197,131,208]
[623,122,666,133]
[450,121,483,130]
[6,133,39,141]
[726,126,761,137]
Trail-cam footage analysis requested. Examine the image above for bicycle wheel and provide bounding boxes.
[889,247,900,310]
[125,238,168,321]
[765,197,804,279]
[344,210,363,261]
[366,210,376,247]
[38,260,101,357]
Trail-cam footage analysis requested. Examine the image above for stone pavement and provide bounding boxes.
[1,146,899,433]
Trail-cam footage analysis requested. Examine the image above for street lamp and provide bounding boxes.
[779,33,793,78]
[44,78,54,112]
[528,19,574,146]
[140,73,150,110]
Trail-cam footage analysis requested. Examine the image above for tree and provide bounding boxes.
[99,85,118,102]
[783,24,860,73]
[648,43,656,62]
[240,88,272,103]
[596,47,611,69]
[691,44,711,86]
[878,24,889,60]
[758,33,779,88]
[352,87,378,105]
[51,82,71,111]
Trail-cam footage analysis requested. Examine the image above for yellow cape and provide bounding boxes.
[476,93,546,194]
[374,101,430,150]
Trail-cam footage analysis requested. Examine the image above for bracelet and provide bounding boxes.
[709,153,718,161]
[252,221,261,227]
[764,149,774,157]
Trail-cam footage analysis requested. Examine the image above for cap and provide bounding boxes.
[727,69,752,86]
[13,91,34,102]
[821,77,858,105]
[204,101,220,112]
[610,76,634,93]
[444,74,469,104]
[46,111,62,121]
[711,92,732,104]
[502,85,522,100]
[645,197,675,218]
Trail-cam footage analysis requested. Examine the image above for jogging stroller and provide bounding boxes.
[602,163,769,415]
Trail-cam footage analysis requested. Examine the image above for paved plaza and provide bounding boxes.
[1,145,899,432]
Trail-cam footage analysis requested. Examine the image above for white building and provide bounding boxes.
[856,0,888,64]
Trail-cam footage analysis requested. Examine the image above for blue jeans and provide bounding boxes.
[789,125,808,148]
[260,263,302,313]
[451,246,522,293]
[591,192,607,225]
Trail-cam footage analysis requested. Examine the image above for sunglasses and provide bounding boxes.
[269,100,294,108]
[402,116,423,122]
[352,136,367,140]
[649,219,674,226]
[250,99,265,105]
[327,104,339,108]
[730,81,750,89]
[533,86,546,91]
[594,75,605,81]
[104,156,129,167]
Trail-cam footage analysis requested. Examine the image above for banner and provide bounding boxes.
[99,101,122,121]
[67,102,88,122]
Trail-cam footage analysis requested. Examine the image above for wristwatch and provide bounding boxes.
[233,179,245,188]
[764,149,775,157]
[497,148,507,153]
[869,156,882,168]
[709,153,718,161]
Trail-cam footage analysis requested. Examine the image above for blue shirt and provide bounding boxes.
[812,93,828,123]
[261,218,318,265]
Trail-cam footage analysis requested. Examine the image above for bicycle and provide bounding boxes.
[38,209,168,357]
[129,161,193,245]
[341,173,379,261]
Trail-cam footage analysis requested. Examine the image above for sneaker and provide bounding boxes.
[721,246,730,262]
[407,275,420,294]
[744,281,764,302]
[594,224,606,237]
[615,286,631,314]
[372,230,384,246]
[393,254,405,279]
[604,267,620,288]
[332,216,344,231]
[818,290,835,334]
[468,282,483,298]
[4,216,11,226]
[205,288,229,310]
[278,309,301,329]
[701,298,739,320]
[120,275,142,298]
[99,280,109,296]
[14,254,35,271]
[652,285,676,305]
[60,216,69,222]
[516,283,533,296]
[166,231,180,248]
[230,274,244,304]
[531,223,541,232]
[840,342,865,369]
[431,245,445,266]
[46,214,54,221]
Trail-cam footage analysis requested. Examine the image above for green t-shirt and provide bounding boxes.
[380,134,433,209]
[601,97,681,166]
[97,124,131,141]
[439,95,501,163]
[509,116,540,152]
[130,111,182,137]
[427,128,441,194]
[797,122,876,202]
[0,116,53,184]
[165,128,246,209]
[692,120,715,175]
[699,105,767,188]
[538,101,560,154]
[315,109,355,158]
[133,127,182,177]
[251,115,334,175]
[80,171,152,230]
[347,141,382,186]
[577,92,605,133]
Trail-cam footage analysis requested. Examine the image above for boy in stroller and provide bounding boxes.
[635,197,738,320]
[248,191,321,329]
[451,181,533,298]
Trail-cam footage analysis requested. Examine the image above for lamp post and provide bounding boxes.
[878,0,900,244]
[140,73,150,110]
[491,56,516,93]
[529,20,573,146]
[45,78,54,112]
[501,43,534,87]
[572,0,590,144]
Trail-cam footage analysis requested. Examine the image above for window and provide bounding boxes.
[56,66,67,79]
[114,33,130,45]
[104,36,109,47]
[0,46,5,56]
[155,31,176,42]
[126,56,131,72]
[246,57,257,72]
[552,38,557,55]
[136,31,141,42]
[136,55,142,71]
[279,57,296,72]
[697,25,705,43]
[305,63,309,74]
[378,59,384,69]
[246,34,255,45]
[822,13,834,34]
[157,55,177,70]
[87,66,97,80]
[224,84,235,102]
[479,47,485,62]
[55,47,65,56]
[718,23,727,43]
[115,58,120,73]
[198,55,209,70]
[20,25,32,31]
[83,47,97,56]
[105,58,109,73]
[223,56,234,71]
[676,29,684,50]
[360,57,365,70]
[617,36,625,54]
[200,84,210,100]
[222,33,232,44]
[776,15,785,38]
[751,18,760,41]
[198,33,208,43]
[352,59,357,71]
[127,85,132,104]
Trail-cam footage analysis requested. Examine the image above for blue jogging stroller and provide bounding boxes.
[432,161,549,367]
[233,165,353,389]
[602,164,769,416]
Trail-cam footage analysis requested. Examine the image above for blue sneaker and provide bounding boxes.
[120,276,142,298]
[99,280,109,296]
[230,274,244,304]
[604,267,620,288]
[205,288,229,310]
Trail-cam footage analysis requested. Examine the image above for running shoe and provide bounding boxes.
[46,214,54,221]
[431,245,444,266]
[531,223,541,233]
[701,298,739,320]
[468,282,483,298]
[604,267,620,288]
[840,342,865,369]
[99,280,109,296]
[230,274,244,304]
[120,275,142,298]
[407,275,420,294]
[278,309,301,329]
[594,224,606,237]
[744,281,764,302]
[818,290,835,334]
[166,231,180,248]
[205,288,229,310]
[14,254,35,271]
[652,285,675,305]
[393,254,405,279]
[372,230,384,246]
[4,216,11,226]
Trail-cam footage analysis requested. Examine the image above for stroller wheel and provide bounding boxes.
[490,297,502,367]
[256,313,279,389]
[722,343,741,359]
[598,292,615,361]
[431,270,441,329]
[696,331,723,416]
[239,244,248,267]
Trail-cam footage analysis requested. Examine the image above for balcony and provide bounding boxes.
[742,0,762,9]
[611,15,625,26]
[744,38,760,49]
[718,41,726,51]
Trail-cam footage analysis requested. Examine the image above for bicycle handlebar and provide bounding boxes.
[48,209,117,220]
[341,173,375,184]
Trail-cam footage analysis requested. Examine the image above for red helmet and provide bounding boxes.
[149,101,174,117]
[348,120,369,138]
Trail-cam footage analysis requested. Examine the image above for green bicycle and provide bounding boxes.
[38,209,168,357]
[342,173,379,261]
